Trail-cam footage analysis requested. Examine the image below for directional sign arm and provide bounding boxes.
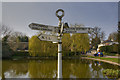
[29,23,59,33]
[63,27,94,33]
[38,33,58,42]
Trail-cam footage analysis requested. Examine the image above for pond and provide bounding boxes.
[0,59,119,79]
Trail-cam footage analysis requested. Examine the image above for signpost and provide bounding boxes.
[29,9,94,78]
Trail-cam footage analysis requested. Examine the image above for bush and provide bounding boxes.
[103,52,116,56]
[100,44,118,53]
[13,51,29,56]
[2,42,14,58]
[29,36,57,57]
[102,69,120,78]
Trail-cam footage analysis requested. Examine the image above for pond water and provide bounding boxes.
[1,59,119,79]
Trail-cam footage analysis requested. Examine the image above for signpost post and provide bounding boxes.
[56,9,64,78]
[29,9,94,78]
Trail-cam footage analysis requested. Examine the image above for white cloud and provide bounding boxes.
[2,0,120,2]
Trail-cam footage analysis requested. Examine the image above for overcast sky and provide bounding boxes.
[2,2,118,39]
[2,0,120,2]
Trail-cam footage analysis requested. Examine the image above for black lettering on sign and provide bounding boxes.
[64,30,76,33]
[33,23,48,28]
[41,36,44,39]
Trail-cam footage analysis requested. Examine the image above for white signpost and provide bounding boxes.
[29,9,94,79]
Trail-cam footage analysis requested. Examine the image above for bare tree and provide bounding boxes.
[7,31,28,51]
[8,31,25,42]
[100,31,105,42]
[89,27,106,49]
[0,25,12,38]
[108,32,118,42]
[92,27,101,38]
[118,22,120,54]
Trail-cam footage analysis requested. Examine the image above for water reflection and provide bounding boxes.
[0,60,2,80]
[28,60,57,78]
[1,59,119,79]
[63,59,91,78]
[90,61,104,78]
[2,60,28,78]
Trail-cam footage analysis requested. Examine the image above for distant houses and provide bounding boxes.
[97,40,119,51]
[7,42,28,51]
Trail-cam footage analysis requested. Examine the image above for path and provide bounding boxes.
[104,55,120,58]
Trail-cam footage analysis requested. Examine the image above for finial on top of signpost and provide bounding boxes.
[56,9,64,21]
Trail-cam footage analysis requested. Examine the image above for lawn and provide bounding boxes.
[87,56,119,63]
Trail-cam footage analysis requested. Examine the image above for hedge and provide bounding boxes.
[99,44,118,53]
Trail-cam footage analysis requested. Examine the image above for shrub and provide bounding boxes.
[100,44,118,53]
[102,69,120,78]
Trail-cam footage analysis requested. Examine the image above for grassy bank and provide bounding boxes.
[84,56,119,64]
[87,56,119,63]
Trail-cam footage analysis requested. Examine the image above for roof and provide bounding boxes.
[101,40,113,44]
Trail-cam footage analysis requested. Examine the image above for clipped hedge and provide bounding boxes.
[100,44,118,53]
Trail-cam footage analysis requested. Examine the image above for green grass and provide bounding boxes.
[103,52,118,56]
[87,56,119,63]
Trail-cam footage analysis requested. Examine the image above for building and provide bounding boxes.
[7,42,28,51]
[97,40,119,51]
